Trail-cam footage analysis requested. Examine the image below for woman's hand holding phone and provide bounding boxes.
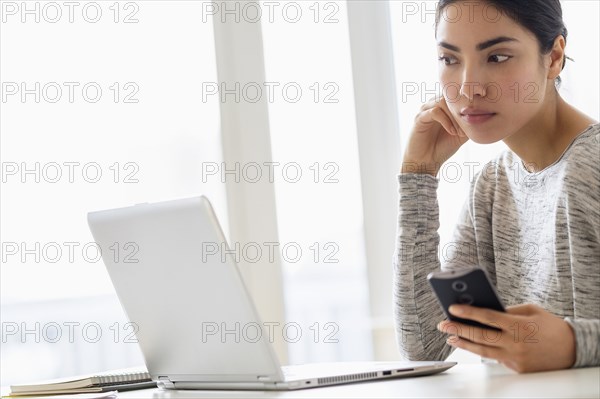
[401,95,469,176]
[429,269,577,373]
[436,303,577,373]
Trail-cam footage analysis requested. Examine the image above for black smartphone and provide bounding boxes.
[427,268,505,331]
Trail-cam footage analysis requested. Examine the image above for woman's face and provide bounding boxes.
[436,1,553,144]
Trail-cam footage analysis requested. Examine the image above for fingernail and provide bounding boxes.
[449,305,463,315]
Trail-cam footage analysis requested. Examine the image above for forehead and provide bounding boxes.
[436,1,535,46]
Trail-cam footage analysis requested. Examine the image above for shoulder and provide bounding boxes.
[560,123,600,204]
[561,123,600,179]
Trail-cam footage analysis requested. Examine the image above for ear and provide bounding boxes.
[547,35,566,80]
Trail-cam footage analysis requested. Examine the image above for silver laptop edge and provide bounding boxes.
[87,195,456,390]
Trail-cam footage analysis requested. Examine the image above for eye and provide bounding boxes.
[488,54,512,63]
[438,55,458,66]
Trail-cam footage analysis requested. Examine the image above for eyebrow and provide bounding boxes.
[438,36,519,52]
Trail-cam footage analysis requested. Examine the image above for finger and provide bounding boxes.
[448,305,519,330]
[435,96,462,136]
[446,335,508,362]
[453,122,468,138]
[422,94,444,108]
[437,320,505,347]
[437,320,470,336]
[423,95,468,140]
[419,96,442,113]
[419,107,457,136]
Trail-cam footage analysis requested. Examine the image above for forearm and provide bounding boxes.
[393,173,453,361]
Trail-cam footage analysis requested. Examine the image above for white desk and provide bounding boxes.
[114,364,600,398]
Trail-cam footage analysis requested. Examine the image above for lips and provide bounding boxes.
[460,107,497,124]
[460,107,496,116]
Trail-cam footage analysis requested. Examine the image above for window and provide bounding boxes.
[1,1,224,384]
[260,0,373,363]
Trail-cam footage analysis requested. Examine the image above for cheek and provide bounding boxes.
[493,76,546,112]
[439,70,457,96]
[512,80,545,106]
[492,60,547,109]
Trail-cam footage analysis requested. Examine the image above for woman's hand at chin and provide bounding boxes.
[401,95,469,176]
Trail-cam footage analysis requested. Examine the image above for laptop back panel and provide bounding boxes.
[87,196,284,383]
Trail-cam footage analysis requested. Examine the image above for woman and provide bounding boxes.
[394,0,599,373]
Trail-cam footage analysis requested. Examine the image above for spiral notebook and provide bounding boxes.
[7,369,156,396]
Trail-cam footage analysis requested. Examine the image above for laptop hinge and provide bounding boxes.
[157,376,175,389]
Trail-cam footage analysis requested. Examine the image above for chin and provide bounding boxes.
[464,129,506,145]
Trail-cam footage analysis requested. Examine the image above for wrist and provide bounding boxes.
[400,161,440,177]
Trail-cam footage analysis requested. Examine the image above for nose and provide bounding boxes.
[459,67,487,102]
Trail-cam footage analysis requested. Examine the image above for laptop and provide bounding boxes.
[87,196,456,390]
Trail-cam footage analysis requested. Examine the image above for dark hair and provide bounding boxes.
[435,0,570,88]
